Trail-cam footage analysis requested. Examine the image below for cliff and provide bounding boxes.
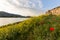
[46,6,60,15]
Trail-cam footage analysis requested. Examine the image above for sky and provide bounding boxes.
[0,0,60,16]
[42,0,60,11]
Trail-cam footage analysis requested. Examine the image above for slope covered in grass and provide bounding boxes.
[0,14,60,40]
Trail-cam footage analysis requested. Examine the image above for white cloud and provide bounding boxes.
[0,0,43,16]
[8,0,43,10]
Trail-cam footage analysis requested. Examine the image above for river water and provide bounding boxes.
[0,18,28,26]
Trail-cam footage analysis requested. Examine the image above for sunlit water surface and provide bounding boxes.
[0,18,28,26]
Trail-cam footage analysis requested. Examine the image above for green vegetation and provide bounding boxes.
[0,14,60,40]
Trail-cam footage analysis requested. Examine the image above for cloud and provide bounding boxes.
[8,0,43,10]
[0,0,43,16]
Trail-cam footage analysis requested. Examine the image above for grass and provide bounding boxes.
[0,14,60,40]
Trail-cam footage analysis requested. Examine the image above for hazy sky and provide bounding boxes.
[0,0,60,16]
[0,0,43,16]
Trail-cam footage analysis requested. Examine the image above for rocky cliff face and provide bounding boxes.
[46,6,60,15]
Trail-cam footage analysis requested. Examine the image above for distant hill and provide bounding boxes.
[0,11,31,18]
[46,6,60,15]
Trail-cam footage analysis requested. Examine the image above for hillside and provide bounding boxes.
[0,11,31,18]
[0,14,60,40]
[46,6,60,15]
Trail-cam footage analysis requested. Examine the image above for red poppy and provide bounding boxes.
[50,27,54,31]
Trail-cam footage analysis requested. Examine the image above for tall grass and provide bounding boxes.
[0,14,60,40]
